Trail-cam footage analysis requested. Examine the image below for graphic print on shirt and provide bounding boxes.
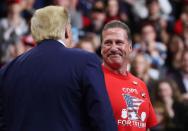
[123,94,143,120]
[117,88,147,128]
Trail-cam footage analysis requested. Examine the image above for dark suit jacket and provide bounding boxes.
[0,39,117,131]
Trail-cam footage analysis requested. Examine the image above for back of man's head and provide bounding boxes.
[31,6,70,43]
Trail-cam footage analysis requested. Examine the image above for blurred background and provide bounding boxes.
[0,0,188,130]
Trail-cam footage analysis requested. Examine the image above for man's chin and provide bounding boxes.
[109,57,122,62]
[108,56,123,62]
[107,62,122,70]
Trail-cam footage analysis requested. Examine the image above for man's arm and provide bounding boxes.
[82,53,117,131]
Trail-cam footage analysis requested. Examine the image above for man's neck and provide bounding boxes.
[103,63,128,76]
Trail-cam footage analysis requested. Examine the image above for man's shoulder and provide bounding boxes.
[128,73,146,87]
[68,47,94,55]
[38,39,98,59]
[0,52,25,72]
[67,48,101,62]
[36,40,100,63]
[67,48,91,56]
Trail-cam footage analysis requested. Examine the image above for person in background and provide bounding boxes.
[144,0,172,43]
[160,35,184,78]
[133,22,167,69]
[130,53,159,96]
[101,20,157,131]
[152,79,188,131]
[0,33,27,68]
[21,0,36,23]
[75,37,95,53]
[125,0,172,20]
[174,5,188,36]
[170,49,188,103]
[0,0,28,43]
[105,0,121,23]
[151,102,171,131]
[84,0,106,35]
[0,0,28,65]
[0,6,117,131]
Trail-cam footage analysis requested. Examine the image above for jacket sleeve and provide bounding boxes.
[82,53,117,131]
[0,67,6,131]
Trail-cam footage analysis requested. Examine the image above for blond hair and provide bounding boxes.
[31,6,70,43]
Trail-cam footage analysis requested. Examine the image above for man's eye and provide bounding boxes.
[104,41,111,46]
[116,41,124,45]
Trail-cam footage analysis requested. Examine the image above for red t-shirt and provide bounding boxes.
[102,66,158,131]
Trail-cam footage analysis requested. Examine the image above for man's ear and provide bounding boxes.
[129,41,133,52]
[64,24,72,48]
[129,44,132,51]
[65,27,69,39]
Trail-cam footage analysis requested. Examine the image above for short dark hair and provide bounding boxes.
[140,21,156,33]
[146,0,158,6]
[101,20,132,42]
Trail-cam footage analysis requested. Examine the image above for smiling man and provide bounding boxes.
[101,20,158,131]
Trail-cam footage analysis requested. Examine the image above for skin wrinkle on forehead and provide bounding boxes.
[102,27,132,45]
[102,28,129,43]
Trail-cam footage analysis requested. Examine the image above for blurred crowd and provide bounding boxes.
[0,0,188,130]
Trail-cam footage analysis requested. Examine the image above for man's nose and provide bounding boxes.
[110,43,118,51]
[111,42,118,50]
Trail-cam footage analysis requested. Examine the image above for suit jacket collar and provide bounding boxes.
[38,39,66,47]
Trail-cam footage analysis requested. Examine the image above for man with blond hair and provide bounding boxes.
[0,6,117,131]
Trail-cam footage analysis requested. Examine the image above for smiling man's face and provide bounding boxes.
[101,27,132,70]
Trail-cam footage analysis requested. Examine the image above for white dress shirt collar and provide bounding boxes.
[57,39,66,47]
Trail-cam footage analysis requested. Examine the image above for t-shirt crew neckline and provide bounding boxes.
[102,65,131,80]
